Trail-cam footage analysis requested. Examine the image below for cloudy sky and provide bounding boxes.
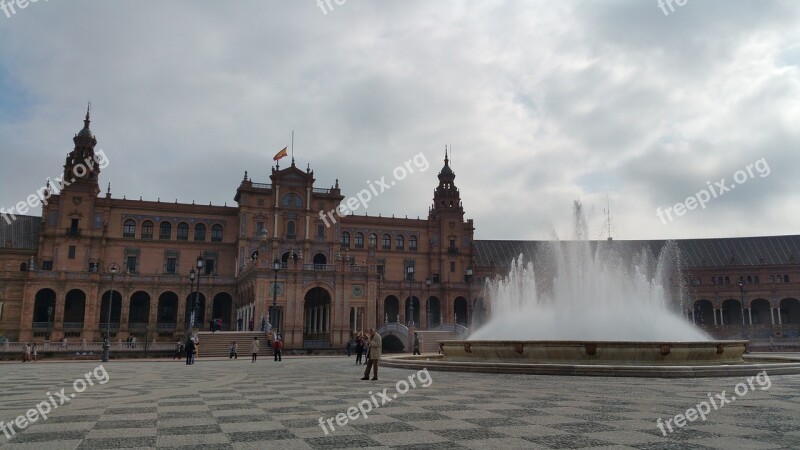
[1,0,798,241]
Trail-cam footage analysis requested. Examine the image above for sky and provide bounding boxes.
[0,0,798,241]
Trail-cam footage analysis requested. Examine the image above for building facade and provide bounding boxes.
[0,112,798,348]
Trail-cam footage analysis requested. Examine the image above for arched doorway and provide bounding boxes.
[384,296,399,323]
[382,334,405,353]
[33,289,57,337]
[405,296,420,326]
[99,290,123,334]
[184,293,206,329]
[304,287,332,344]
[313,253,327,269]
[750,299,771,325]
[428,296,441,328]
[157,292,178,330]
[213,292,233,330]
[693,299,714,326]
[721,299,743,325]
[780,298,800,324]
[64,289,86,328]
[454,297,468,325]
[128,291,150,328]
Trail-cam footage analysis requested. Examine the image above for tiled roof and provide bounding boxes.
[474,235,800,269]
[0,215,41,251]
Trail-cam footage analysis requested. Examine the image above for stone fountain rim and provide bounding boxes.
[444,340,748,345]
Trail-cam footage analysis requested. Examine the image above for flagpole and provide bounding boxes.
[291,130,295,163]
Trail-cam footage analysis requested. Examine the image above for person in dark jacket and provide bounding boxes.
[185,338,196,365]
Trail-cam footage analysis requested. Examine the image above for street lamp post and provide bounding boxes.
[407,265,415,327]
[189,256,203,334]
[271,257,281,331]
[425,277,432,329]
[102,263,119,362]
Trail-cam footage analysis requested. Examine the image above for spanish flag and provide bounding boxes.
[273,147,288,161]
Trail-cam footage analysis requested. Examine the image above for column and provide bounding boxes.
[748,309,753,325]
[713,308,718,325]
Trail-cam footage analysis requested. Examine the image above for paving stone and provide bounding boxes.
[0,356,798,449]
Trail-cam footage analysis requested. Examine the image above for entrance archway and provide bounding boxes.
[304,287,332,343]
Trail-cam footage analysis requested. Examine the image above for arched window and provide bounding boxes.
[211,224,223,242]
[747,276,752,284]
[159,222,172,240]
[281,193,303,208]
[286,221,296,240]
[754,275,760,284]
[725,276,730,285]
[20,262,27,271]
[141,221,154,239]
[382,234,391,249]
[409,236,418,251]
[123,220,136,238]
[355,233,364,248]
[177,223,189,241]
[369,233,377,247]
[341,231,350,248]
[194,223,206,242]
[396,235,405,250]
[785,275,790,283]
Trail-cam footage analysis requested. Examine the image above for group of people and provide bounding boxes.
[21,343,38,362]
[209,318,224,332]
[184,336,199,365]
[244,333,283,363]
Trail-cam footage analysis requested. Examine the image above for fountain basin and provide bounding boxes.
[440,340,747,365]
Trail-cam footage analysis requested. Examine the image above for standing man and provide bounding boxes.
[273,335,282,362]
[412,333,421,355]
[361,328,382,381]
[185,337,195,365]
[250,336,260,363]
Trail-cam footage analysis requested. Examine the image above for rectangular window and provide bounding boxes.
[450,262,456,273]
[317,225,325,240]
[68,246,76,259]
[42,261,53,270]
[166,257,177,274]
[256,221,265,236]
[205,259,215,275]
[126,256,137,273]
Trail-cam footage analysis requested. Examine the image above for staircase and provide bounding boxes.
[414,330,463,354]
[196,331,273,358]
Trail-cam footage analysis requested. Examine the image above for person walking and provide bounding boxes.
[273,335,282,362]
[412,333,421,355]
[173,340,184,360]
[229,341,238,359]
[361,328,382,381]
[31,343,38,362]
[355,332,365,365]
[250,336,260,363]
[131,336,137,350]
[22,343,30,363]
[185,337,195,365]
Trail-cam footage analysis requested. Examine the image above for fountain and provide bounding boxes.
[385,202,800,377]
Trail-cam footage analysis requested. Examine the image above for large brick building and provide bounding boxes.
[1,112,798,348]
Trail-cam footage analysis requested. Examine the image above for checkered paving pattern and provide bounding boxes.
[0,356,799,449]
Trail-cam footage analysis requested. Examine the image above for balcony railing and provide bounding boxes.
[32,322,53,330]
[157,323,177,331]
[64,322,84,329]
[304,263,335,271]
[65,228,81,237]
[447,247,459,255]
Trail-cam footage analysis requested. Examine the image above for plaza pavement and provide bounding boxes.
[0,355,798,449]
